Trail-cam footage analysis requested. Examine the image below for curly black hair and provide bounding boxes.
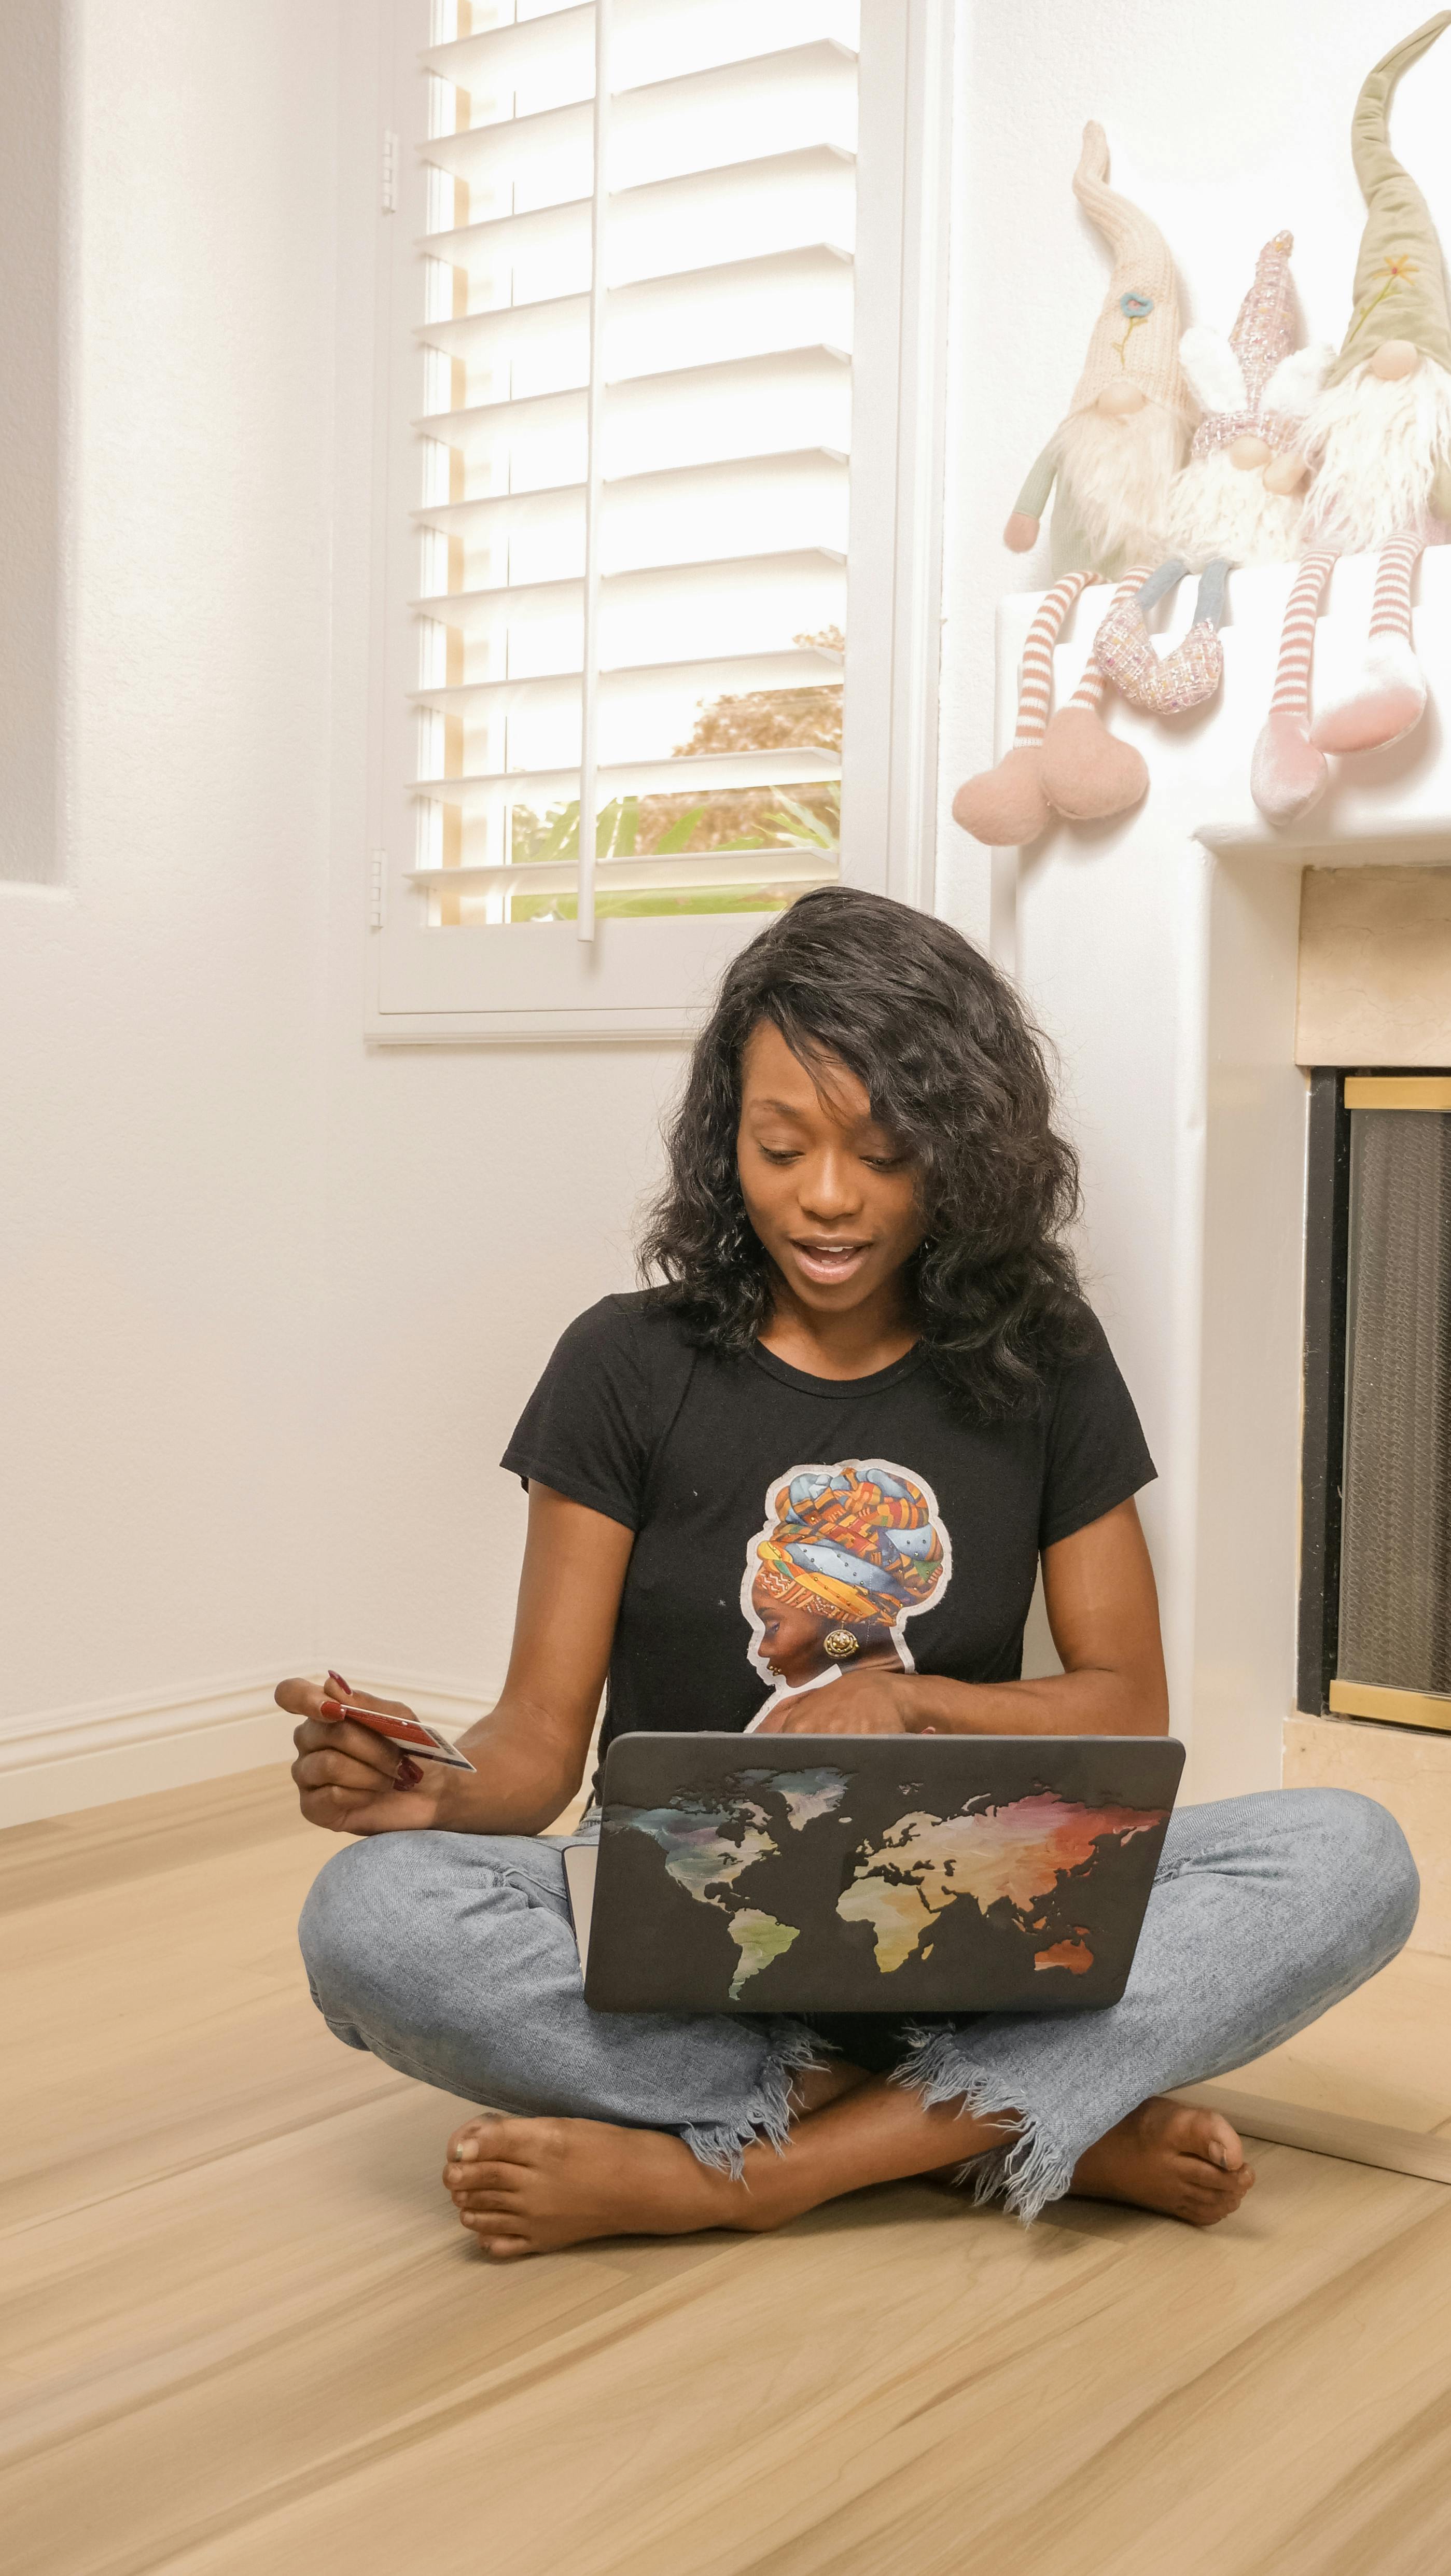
[638,886,1092,1417]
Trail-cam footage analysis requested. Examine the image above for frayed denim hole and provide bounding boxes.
[680,2022,834,2182]
[891,2021,1076,2227]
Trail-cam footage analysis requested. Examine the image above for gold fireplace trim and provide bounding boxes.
[1343,1077,1451,1111]
[1329,1679,1451,1734]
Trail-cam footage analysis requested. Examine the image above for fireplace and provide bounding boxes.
[1300,1073,1451,1733]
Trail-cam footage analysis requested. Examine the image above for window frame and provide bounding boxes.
[364,0,952,1047]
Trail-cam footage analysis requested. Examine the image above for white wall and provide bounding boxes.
[0,0,340,1813]
[11,0,1449,1817]
[943,0,1451,973]
[0,0,686,1816]
[936,0,1451,1743]
[937,0,1451,938]
[0,0,64,886]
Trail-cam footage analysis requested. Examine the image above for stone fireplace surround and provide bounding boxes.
[992,549,1451,1956]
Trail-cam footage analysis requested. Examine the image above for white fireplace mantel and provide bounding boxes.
[990,551,1451,1803]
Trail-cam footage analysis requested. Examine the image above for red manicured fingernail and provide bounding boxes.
[327,1670,352,1693]
[396,1757,423,1788]
[319,1697,344,1721]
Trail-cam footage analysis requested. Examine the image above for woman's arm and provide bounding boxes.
[757,1498,1168,1740]
[282,1483,633,1838]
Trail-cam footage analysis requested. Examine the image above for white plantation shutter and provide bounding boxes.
[370,0,950,1039]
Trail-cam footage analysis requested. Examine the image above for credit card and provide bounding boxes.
[321,1700,477,1771]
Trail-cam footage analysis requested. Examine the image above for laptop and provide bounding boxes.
[565,1731,1184,2016]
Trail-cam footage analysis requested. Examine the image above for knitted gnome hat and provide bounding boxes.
[1189,232,1303,459]
[1067,122,1193,418]
[1327,10,1451,386]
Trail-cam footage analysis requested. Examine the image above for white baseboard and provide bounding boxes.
[0,1668,498,1829]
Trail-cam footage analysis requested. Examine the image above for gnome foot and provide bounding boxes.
[952,746,1054,846]
[954,572,1092,848]
[1310,636,1427,754]
[1250,711,1330,827]
[1037,564,1152,823]
[1039,707,1149,820]
[1251,548,1336,826]
[1309,539,1428,754]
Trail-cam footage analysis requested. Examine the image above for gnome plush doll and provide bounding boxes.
[1095,234,1333,714]
[1253,13,1451,825]
[954,125,1195,846]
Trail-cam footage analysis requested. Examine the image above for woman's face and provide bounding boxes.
[736,1021,923,1318]
[750,1580,833,1687]
[750,1574,902,1688]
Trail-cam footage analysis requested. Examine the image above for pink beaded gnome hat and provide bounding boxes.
[1068,123,1194,419]
[1180,232,1327,459]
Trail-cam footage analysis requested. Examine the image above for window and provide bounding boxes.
[370,0,950,1041]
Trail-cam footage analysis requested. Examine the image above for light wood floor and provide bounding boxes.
[7,1767,1451,2576]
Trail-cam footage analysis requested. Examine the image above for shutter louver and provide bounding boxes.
[407,0,857,934]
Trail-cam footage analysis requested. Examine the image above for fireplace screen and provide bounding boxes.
[1300,1074,1451,1731]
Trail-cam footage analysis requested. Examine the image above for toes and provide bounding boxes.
[448,2115,549,2169]
[1198,2115,1245,2174]
[1170,2153,1254,2222]
[481,2235,534,2260]
[1177,2191,1237,2228]
[459,2208,534,2255]
[446,2115,506,2163]
[1167,2106,1244,2175]
[458,2199,527,2235]
[444,2157,527,2199]
[453,2177,529,2213]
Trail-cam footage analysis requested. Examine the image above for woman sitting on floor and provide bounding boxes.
[279,887,1417,2257]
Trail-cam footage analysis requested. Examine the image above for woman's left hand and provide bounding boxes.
[754,1670,925,1735]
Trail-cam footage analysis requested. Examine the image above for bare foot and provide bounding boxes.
[442,2111,782,2257]
[443,2050,871,2257]
[442,2063,870,2260]
[1070,2096,1254,2227]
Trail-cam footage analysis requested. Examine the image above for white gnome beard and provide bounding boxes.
[1054,401,1185,570]
[1164,450,1306,570]
[1303,360,1451,552]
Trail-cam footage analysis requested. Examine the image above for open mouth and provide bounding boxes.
[790,1238,871,1286]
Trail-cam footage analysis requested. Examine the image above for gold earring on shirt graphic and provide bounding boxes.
[823,1630,860,1661]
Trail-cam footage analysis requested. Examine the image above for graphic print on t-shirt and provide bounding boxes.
[742,1458,953,1712]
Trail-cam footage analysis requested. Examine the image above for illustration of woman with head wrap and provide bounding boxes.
[744,1459,952,1708]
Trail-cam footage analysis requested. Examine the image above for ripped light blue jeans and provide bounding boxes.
[299,1787,1418,2223]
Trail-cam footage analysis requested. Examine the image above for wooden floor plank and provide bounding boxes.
[953,2191,1451,2576]
[8,1762,1451,2576]
[1192,1946,1451,2135]
[3,1836,389,2231]
[1252,2382,1451,2576]
[1175,2083,1451,2184]
[90,2154,1439,2576]
[0,1770,320,1920]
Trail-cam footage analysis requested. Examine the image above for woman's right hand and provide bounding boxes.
[277,1676,456,1837]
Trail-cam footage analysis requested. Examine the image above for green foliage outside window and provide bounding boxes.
[504,637,843,922]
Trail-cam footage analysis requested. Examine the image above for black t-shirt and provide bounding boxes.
[502,1294,1155,1766]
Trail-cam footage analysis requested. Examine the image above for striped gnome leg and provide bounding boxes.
[1038,567,1152,823]
[1310,536,1427,756]
[953,573,1091,846]
[1250,551,1335,825]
